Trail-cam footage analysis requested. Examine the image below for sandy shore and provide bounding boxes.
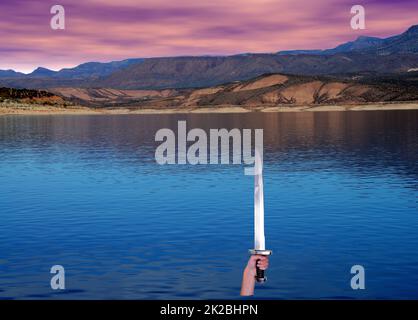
[0,104,100,116]
[261,103,418,112]
[1,102,418,116]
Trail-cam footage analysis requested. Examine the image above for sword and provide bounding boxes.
[249,149,272,283]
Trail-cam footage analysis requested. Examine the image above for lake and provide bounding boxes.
[0,110,417,299]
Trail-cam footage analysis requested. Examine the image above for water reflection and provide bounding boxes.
[0,110,417,299]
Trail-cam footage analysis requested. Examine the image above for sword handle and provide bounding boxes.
[249,249,272,283]
[256,261,266,283]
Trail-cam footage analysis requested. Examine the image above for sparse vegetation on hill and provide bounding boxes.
[0,87,69,106]
[52,73,418,109]
[0,87,53,99]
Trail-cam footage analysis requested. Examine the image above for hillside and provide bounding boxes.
[51,73,418,109]
[0,87,66,105]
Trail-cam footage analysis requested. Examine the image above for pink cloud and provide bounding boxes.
[0,0,416,72]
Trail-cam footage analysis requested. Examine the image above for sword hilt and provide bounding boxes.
[249,249,272,283]
[256,263,266,282]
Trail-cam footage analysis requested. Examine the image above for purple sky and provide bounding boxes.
[0,0,417,73]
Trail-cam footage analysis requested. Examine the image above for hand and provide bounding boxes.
[240,255,269,296]
[245,255,269,277]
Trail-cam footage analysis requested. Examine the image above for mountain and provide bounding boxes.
[51,73,418,108]
[50,58,144,79]
[277,50,323,55]
[1,52,417,90]
[277,35,384,55]
[323,36,384,54]
[0,58,144,81]
[278,36,385,55]
[98,24,418,89]
[369,25,418,55]
[0,25,417,90]
[29,67,57,77]
[279,25,418,55]
[0,69,25,78]
[98,53,418,89]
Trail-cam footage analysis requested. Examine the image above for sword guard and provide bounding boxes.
[249,249,272,283]
[249,249,272,256]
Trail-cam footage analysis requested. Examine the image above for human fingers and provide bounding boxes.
[256,259,269,270]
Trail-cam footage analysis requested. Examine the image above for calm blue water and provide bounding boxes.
[0,111,417,299]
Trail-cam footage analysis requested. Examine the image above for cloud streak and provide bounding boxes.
[0,0,417,72]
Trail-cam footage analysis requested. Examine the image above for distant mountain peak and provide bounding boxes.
[30,67,57,76]
[405,24,418,35]
[279,24,417,56]
[355,35,381,41]
[0,69,24,78]
[33,67,52,72]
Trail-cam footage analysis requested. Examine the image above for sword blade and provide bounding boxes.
[254,150,265,251]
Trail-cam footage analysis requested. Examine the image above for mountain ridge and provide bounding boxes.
[0,25,417,90]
